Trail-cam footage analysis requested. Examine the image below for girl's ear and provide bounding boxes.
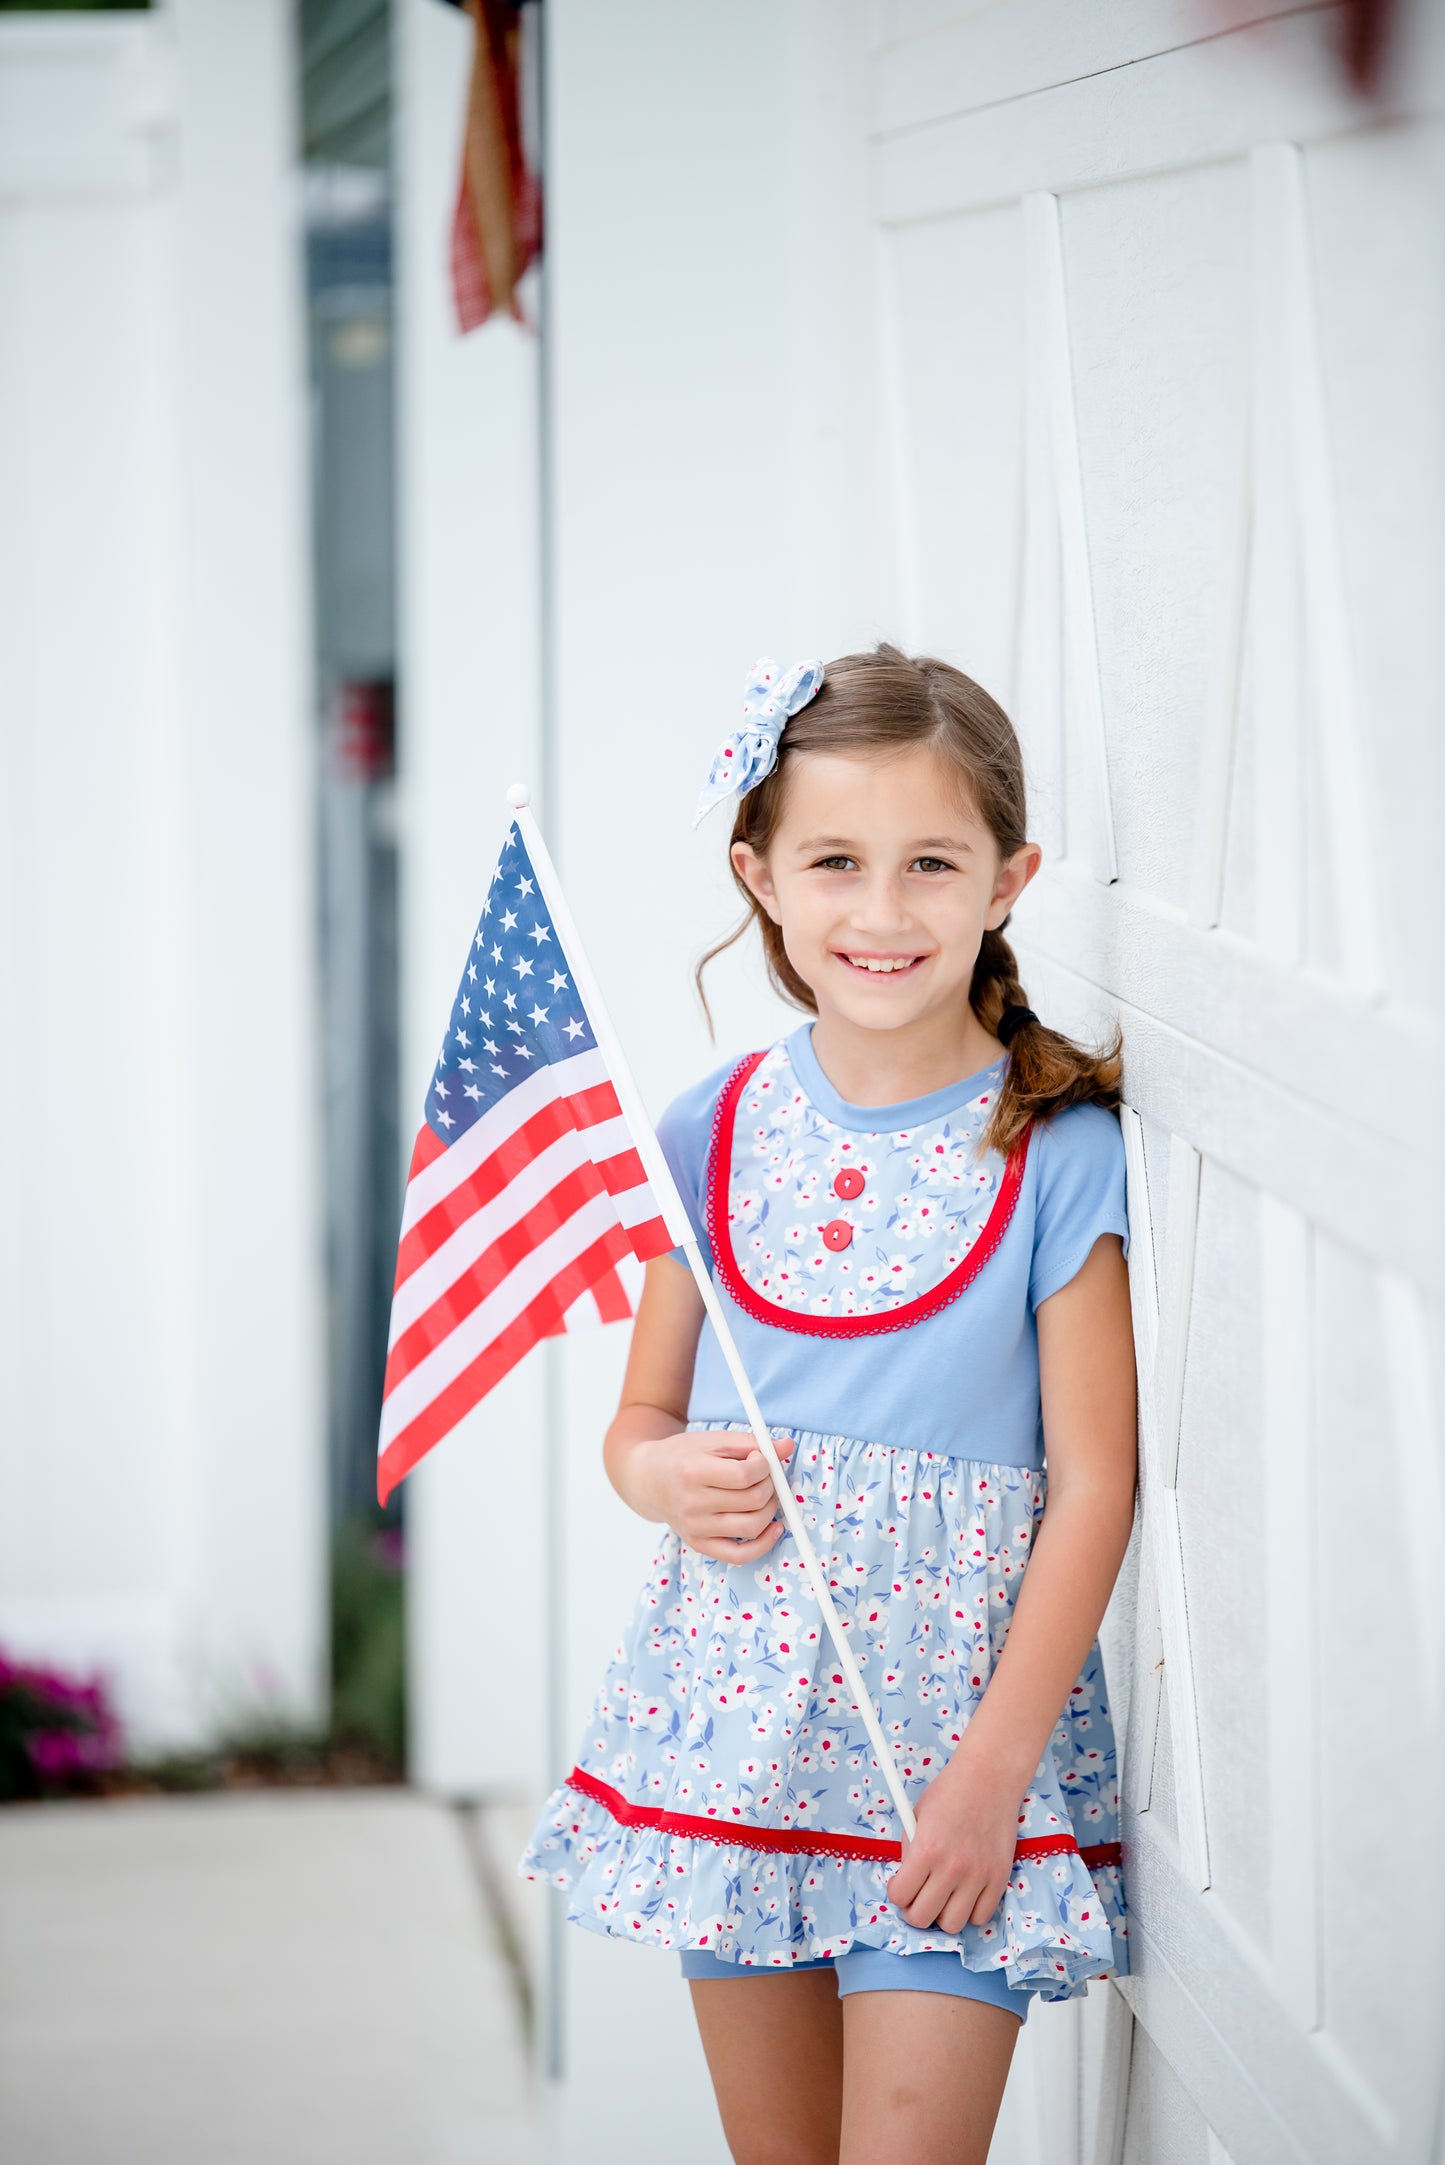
[731,839,782,926]
[986,840,1042,930]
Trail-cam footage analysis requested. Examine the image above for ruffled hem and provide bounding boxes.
[517,1777,1128,2004]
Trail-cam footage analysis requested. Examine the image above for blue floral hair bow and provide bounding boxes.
[692,655,825,828]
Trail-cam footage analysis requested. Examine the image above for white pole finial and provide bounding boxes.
[506,781,531,808]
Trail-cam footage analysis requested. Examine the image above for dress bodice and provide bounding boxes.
[654,1021,1131,1468]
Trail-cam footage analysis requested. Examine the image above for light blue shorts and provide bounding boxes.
[678,1944,1031,2023]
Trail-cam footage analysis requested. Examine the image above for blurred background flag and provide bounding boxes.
[376,789,689,1504]
[443,0,543,333]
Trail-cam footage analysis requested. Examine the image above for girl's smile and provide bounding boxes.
[833,949,929,977]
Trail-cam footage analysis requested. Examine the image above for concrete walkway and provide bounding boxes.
[0,1789,542,2165]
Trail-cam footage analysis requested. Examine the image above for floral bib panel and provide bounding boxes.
[713,1038,1016,1325]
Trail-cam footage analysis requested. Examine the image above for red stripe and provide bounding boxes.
[628,1212,676,1264]
[562,1766,1122,1872]
[383,1159,612,1396]
[596,1144,647,1195]
[396,1088,620,1287]
[705,1051,1033,1338]
[408,1121,448,1176]
[376,1222,637,1505]
[569,1077,626,1130]
[589,1266,634,1325]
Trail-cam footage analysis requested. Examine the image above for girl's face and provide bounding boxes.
[730,742,1040,1039]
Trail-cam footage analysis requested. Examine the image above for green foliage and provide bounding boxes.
[329,1512,407,1770]
[1,1515,407,1801]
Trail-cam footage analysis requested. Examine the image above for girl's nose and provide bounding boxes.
[848,872,914,931]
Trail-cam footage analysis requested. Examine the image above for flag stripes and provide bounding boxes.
[378,1033,674,1503]
[379,1222,645,1500]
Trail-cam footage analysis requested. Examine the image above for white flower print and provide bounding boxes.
[519,1428,1126,2000]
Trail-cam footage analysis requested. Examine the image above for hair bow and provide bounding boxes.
[692,656,825,828]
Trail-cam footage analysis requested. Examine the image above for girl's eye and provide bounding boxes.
[809,856,957,873]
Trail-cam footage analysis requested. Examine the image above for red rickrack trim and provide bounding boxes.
[704,1048,1034,1338]
[563,1766,1122,1872]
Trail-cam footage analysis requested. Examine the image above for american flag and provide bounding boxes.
[377,812,681,1505]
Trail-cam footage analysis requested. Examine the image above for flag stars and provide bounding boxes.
[427,837,591,1143]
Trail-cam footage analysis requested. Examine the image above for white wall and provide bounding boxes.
[394,0,548,1803]
[0,2,324,1751]
[869,4,1445,2161]
[399,2,1445,2160]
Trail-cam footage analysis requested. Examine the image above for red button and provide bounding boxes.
[832,1167,865,1200]
[822,1218,854,1251]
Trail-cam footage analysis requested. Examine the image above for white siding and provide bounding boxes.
[399,2,1445,2157]
[0,4,324,1751]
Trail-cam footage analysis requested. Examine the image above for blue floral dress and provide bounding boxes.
[516,1024,1132,2003]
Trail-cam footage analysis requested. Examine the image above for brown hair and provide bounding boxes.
[693,641,1123,1156]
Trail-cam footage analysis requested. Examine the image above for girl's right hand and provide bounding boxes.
[641,1431,796,1563]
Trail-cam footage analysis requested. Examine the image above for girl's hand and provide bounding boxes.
[884,1746,1025,1934]
[639,1431,796,1564]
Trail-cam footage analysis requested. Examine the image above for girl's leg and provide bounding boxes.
[838,1989,1020,2165]
[686,1971,845,2165]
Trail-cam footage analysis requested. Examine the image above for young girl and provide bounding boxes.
[518,643,1137,2165]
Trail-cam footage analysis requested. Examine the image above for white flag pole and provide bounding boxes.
[505,782,919,1844]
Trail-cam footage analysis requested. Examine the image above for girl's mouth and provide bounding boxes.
[834,951,928,978]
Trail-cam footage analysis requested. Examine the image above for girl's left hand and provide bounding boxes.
[884,1749,1024,1934]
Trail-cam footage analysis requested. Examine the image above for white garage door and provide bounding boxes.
[870,4,1445,2158]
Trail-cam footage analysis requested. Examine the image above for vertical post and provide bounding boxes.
[528,0,566,2093]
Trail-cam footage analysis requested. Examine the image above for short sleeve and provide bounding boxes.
[651,1055,740,1270]
[1027,1102,1131,1311]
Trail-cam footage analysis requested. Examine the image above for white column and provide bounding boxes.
[393,0,548,1800]
[0,0,324,1749]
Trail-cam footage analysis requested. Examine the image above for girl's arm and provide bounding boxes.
[603,1256,797,1563]
[886,1228,1138,1933]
